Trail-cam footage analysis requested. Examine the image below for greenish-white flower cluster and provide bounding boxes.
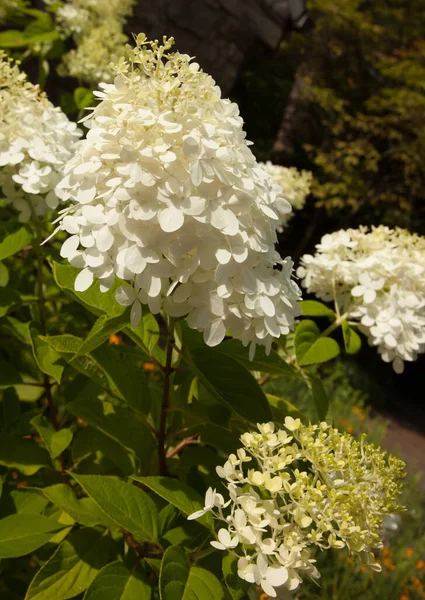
[259,162,312,230]
[46,0,135,84]
[189,419,405,597]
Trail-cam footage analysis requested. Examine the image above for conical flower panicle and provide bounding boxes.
[55,35,301,352]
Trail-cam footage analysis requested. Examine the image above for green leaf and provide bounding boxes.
[1,387,20,427]
[187,346,272,423]
[90,345,151,415]
[25,527,115,600]
[74,312,130,358]
[0,514,63,558]
[160,546,224,600]
[30,333,65,383]
[295,320,340,366]
[0,433,50,475]
[40,484,118,529]
[0,287,20,317]
[308,376,329,421]
[299,300,336,317]
[159,545,188,600]
[66,388,155,463]
[135,476,213,531]
[72,426,134,476]
[30,416,73,459]
[40,334,82,354]
[0,262,9,287]
[74,87,94,110]
[70,473,159,543]
[341,320,362,355]
[182,567,224,600]
[266,394,307,423]
[0,316,32,344]
[0,29,59,47]
[216,339,298,376]
[52,262,125,317]
[0,358,22,388]
[0,222,31,259]
[125,313,164,364]
[222,555,249,600]
[84,561,151,600]
[0,488,48,517]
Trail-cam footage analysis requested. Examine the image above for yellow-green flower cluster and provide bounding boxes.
[48,0,135,85]
[189,419,405,597]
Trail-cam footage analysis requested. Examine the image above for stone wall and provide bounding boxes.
[127,0,293,94]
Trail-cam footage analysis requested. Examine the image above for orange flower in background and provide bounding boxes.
[352,406,366,421]
[416,560,425,570]
[143,362,156,371]
[400,594,409,600]
[407,548,415,558]
[108,333,123,345]
[77,418,88,428]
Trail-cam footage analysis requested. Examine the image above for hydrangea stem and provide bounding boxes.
[158,317,175,476]
[26,198,69,481]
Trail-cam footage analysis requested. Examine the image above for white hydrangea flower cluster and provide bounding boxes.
[297,226,425,373]
[54,35,302,353]
[259,162,312,230]
[47,0,135,85]
[0,52,81,222]
[189,419,405,598]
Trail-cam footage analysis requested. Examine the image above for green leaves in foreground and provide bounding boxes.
[135,476,213,530]
[84,561,151,600]
[25,528,115,600]
[160,545,224,600]
[70,473,159,543]
[186,345,272,423]
[0,514,64,558]
[295,319,340,366]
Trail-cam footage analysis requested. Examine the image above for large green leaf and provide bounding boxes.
[186,346,272,423]
[308,376,329,421]
[30,333,65,383]
[222,555,249,600]
[0,488,48,518]
[0,514,63,558]
[294,320,340,366]
[31,416,73,459]
[0,261,9,287]
[341,320,362,355]
[52,261,125,317]
[135,476,213,531]
[25,528,115,600]
[84,561,151,600]
[74,312,130,358]
[266,394,307,424]
[90,345,151,415]
[216,339,298,377]
[0,433,51,475]
[40,484,117,529]
[72,426,134,476]
[124,312,165,364]
[299,300,336,318]
[66,389,155,463]
[70,473,159,543]
[0,222,32,260]
[159,546,224,600]
[159,545,188,600]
